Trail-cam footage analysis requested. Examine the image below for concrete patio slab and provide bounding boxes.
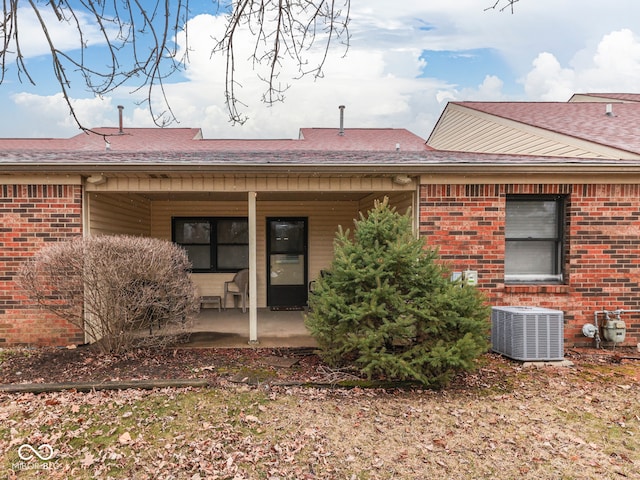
[184,308,317,348]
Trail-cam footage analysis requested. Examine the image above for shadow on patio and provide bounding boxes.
[184,307,318,348]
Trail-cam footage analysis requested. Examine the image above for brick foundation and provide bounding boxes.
[0,184,84,346]
[420,183,640,348]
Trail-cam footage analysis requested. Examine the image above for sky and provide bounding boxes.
[1,0,640,140]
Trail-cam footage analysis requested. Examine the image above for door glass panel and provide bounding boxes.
[270,221,304,253]
[270,254,304,285]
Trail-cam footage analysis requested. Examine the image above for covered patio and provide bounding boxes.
[86,183,416,346]
[184,307,317,348]
[76,127,424,347]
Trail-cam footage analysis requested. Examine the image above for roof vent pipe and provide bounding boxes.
[606,103,614,116]
[338,105,345,136]
[118,105,124,133]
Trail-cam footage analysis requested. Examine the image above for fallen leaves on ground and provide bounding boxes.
[0,348,638,478]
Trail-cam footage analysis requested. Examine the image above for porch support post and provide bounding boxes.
[82,180,92,345]
[248,191,258,343]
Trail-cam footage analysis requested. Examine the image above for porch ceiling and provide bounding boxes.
[136,191,376,202]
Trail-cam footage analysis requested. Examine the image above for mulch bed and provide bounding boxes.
[1,344,638,391]
[0,346,323,387]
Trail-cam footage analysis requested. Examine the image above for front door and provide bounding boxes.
[267,218,308,308]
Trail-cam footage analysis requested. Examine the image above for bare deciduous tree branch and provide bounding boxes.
[0,1,350,131]
[214,0,350,124]
[485,0,520,13]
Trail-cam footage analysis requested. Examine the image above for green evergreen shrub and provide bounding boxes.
[305,198,490,387]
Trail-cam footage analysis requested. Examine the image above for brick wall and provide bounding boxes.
[420,183,640,348]
[0,184,84,346]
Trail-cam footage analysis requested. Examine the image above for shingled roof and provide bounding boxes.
[0,127,430,153]
[5,96,640,176]
[454,101,640,156]
[428,97,640,159]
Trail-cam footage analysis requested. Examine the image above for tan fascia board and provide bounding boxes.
[420,164,640,184]
[0,163,432,176]
[426,102,449,145]
[569,94,612,103]
[421,173,640,185]
[445,103,640,160]
[569,94,639,104]
[0,174,83,184]
[5,161,640,177]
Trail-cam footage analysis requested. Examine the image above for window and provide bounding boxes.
[505,196,564,283]
[172,217,248,272]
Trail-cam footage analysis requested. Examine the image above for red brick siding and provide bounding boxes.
[420,183,640,348]
[0,184,84,346]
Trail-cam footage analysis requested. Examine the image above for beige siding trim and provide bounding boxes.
[86,175,416,193]
[88,193,151,236]
[428,104,638,160]
[569,95,613,103]
[152,199,360,307]
[356,192,419,237]
[357,192,415,222]
[569,94,638,103]
[420,172,640,185]
[86,193,414,307]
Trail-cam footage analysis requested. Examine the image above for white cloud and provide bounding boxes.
[115,1,640,137]
[3,1,640,138]
[436,75,507,104]
[12,92,154,137]
[11,92,117,136]
[147,13,443,138]
[581,29,640,90]
[9,6,108,59]
[523,29,640,100]
[523,53,576,100]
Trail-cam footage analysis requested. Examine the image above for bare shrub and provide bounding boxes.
[19,235,200,354]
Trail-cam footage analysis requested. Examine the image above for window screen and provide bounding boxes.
[505,197,564,282]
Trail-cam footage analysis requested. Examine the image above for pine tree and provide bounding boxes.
[305,198,490,387]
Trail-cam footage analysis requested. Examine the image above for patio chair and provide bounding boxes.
[224,269,249,312]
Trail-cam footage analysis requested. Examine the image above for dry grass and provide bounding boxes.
[1,353,638,479]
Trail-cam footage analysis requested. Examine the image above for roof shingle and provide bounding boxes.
[0,127,429,153]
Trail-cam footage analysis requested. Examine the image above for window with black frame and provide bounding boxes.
[504,196,565,283]
[172,217,249,272]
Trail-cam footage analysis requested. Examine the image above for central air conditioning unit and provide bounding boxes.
[491,306,564,361]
